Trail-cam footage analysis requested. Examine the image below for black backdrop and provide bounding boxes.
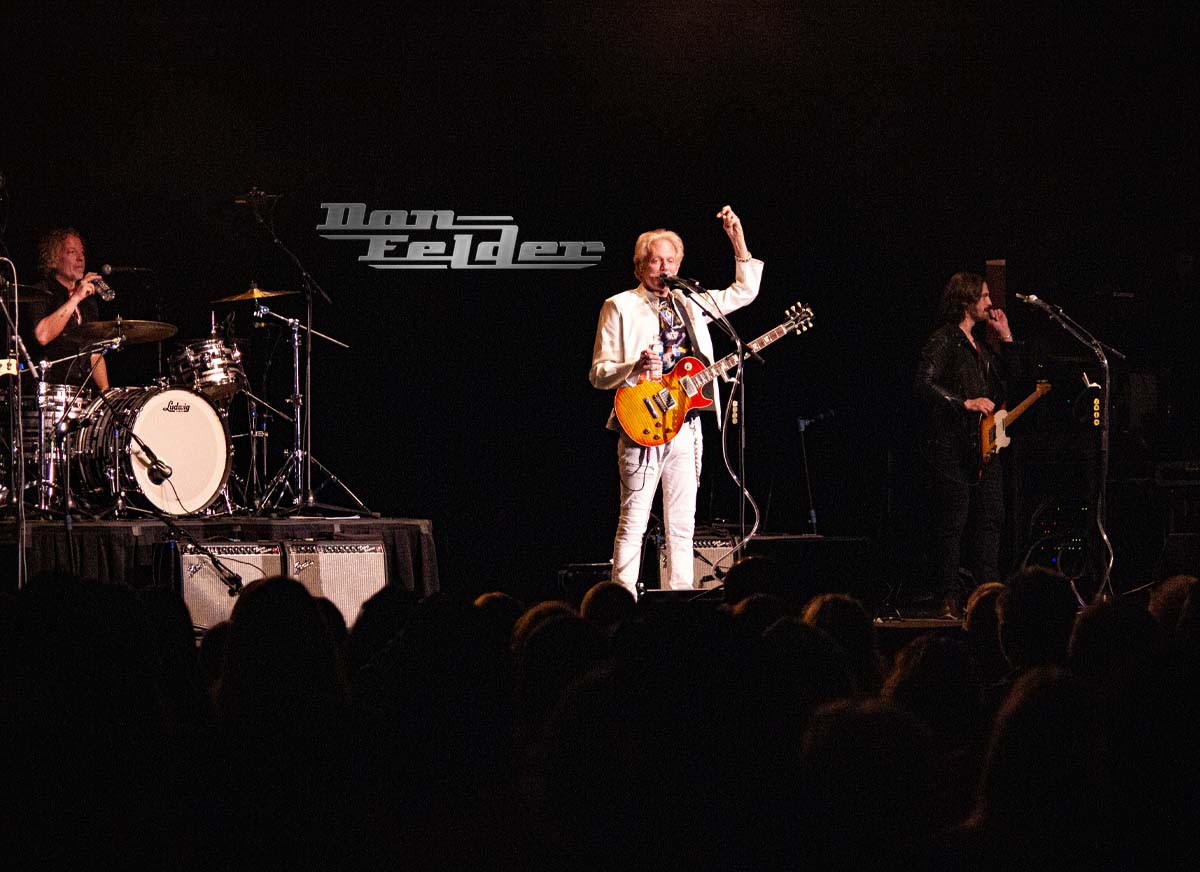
[3,6,1196,600]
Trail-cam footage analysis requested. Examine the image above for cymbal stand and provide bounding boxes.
[243,191,369,516]
[253,303,366,514]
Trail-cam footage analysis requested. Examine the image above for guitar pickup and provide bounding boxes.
[653,389,677,412]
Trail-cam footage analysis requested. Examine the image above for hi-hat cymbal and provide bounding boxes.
[72,319,178,345]
[212,286,300,302]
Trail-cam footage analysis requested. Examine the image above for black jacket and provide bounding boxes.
[914,322,1022,470]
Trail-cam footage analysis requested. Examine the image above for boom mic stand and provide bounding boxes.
[1016,293,1124,601]
[240,189,370,516]
[663,274,763,574]
[148,503,243,598]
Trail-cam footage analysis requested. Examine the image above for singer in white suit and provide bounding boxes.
[589,206,763,595]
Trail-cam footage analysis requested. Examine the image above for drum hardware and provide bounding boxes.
[250,302,369,515]
[20,343,115,515]
[238,190,371,516]
[234,393,291,513]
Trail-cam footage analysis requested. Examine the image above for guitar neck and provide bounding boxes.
[685,322,793,391]
[1003,388,1046,427]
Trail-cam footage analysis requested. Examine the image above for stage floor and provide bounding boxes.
[0,516,439,596]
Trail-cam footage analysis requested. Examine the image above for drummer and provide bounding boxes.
[27,227,110,390]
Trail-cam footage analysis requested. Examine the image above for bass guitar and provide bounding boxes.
[980,380,1052,464]
[614,302,814,447]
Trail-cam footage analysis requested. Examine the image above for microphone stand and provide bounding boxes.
[0,269,35,587]
[147,502,243,596]
[1021,295,1121,601]
[795,409,835,536]
[665,276,762,563]
[244,193,368,517]
[797,415,819,535]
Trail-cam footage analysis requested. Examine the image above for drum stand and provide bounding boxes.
[253,303,369,516]
[225,387,291,513]
[25,344,117,517]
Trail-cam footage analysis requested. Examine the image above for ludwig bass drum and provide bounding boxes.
[73,386,232,516]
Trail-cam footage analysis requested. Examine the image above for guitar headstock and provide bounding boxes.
[786,302,814,333]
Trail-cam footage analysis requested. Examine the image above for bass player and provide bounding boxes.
[915,271,1020,618]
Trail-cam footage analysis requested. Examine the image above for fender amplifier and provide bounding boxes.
[645,531,737,590]
[280,540,389,628]
[179,541,283,632]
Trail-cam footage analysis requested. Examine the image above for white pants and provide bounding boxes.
[610,417,702,595]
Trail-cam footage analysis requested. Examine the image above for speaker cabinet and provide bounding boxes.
[648,531,878,605]
[180,541,283,632]
[642,531,736,590]
[280,541,389,628]
[692,534,738,589]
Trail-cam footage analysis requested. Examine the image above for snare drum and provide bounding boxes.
[169,338,247,401]
[73,386,232,516]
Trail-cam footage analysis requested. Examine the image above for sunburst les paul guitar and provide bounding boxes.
[614,303,815,447]
[980,380,1052,465]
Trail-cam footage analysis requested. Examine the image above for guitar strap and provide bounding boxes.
[672,293,717,409]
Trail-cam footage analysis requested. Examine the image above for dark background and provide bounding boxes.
[3,5,1196,602]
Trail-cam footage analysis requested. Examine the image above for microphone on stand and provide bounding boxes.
[797,409,836,430]
[660,274,705,293]
[233,188,281,206]
[1015,293,1056,311]
[147,459,173,485]
[131,435,173,484]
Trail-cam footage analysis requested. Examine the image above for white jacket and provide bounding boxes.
[589,257,763,428]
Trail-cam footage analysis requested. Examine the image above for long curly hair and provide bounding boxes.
[940,271,985,323]
[37,227,82,277]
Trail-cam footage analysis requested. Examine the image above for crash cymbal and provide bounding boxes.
[212,284,300,302]
[72,319,178,345]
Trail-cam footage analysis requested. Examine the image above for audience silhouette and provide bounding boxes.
[2,556,1197,869]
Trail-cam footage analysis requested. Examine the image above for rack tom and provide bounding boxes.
[169,337,247,402]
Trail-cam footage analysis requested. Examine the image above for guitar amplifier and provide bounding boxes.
[179,541,283,632]
[645,531,737,590]
[280,540,389,628]
[645,531,879,606]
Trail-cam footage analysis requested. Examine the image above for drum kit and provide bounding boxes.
[2,282,368,519]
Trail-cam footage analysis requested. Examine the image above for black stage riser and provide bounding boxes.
[0,517,438,600]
